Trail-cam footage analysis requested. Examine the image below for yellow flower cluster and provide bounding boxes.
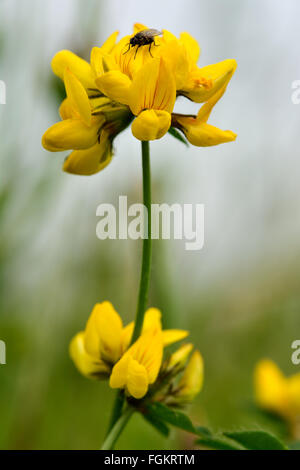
[42,23,237,175]
[70,301,203,401]
[254,359,300,432]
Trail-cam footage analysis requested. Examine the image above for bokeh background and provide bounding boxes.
[1,0,300,450]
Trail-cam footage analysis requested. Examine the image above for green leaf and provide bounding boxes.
[146,402,195,434]
[224,431,288,451]
[142,411,170,437]
[168,127,189,147]
[195,426,212,438]
[196,436,244,451]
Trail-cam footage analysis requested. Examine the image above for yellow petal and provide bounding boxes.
[168,343,193,370]
[180,59,237,103]
[162,329,189,346]
[142,308,162,332]
[64,68,91,126]
[110,354,149,399]
[175,116,236,147]
[133,23,148,34]
[100,30,119,54]
[130,330,163,384]
[51,50,95,89]
[90,47,104,77]
[161,29,178,43]
[196,85,228,123]
[59,98,79,120]
[42,118,100,151]
[63,133,112,176]
[131,110,171,141]
[254,360,288,415]
[129,58,176,116]
[177,351,204,401]
[180,32,201,64]
[84,301,123,364]
[69,332,110,379]
[110,354,131,389]
[159,40,190,90]
[121,308,162,353]
[95,71,131,105]
[126,359,149,399]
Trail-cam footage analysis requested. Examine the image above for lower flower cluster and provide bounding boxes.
[70,301,203,403]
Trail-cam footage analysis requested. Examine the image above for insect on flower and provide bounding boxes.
[123,28,162,59]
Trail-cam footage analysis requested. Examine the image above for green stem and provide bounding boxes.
[131,141,152,345]
[106,390,124,435]
[102,141,152,447]
[101,407,134,450]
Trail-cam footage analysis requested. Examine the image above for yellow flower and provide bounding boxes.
[172,79,237,146]
[70,301,187,384]
[109,308,188,399]
[176,351,204,402]
[109,327,164,399]
[254,359,300,431]
[154,345,204,405]
[42,24,237,175]
[167,343,194,371]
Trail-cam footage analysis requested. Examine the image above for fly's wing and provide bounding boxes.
[141,29,163,38]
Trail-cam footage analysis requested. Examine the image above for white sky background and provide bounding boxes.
[1,0,300,316]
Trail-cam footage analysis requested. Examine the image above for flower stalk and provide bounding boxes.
[104,140,152,445]
[131,141,152,345]
[101,406,134,450]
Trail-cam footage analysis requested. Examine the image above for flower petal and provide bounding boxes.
[129,330,163,385]
[51,50,95,89]
[254,360,288,415]
[110,354,131,389]
[179,59,237,103]
[42,118,100,151]
[180,32,201,64]
[59,98,79,120]
[95,71,131,105]
[177,351,204,401]
[129,58,176,116]
[69,332,111,379]
[163,329,189,346]
[126,359,149,399]
[131,110,171,141]
[159,40,190,90]
[64,68,91,126]
[63,133,112,176]
[168,343,193,370]
[100,30,119,54]
[174,116,236,147]
[133,23,148,34]
[84,301,123,364]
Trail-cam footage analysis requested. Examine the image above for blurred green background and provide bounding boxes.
[1,0,300,449]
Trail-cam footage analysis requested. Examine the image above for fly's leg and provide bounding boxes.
[149,42,154,58]
[123,43,131,55]
[134,45,140,59]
